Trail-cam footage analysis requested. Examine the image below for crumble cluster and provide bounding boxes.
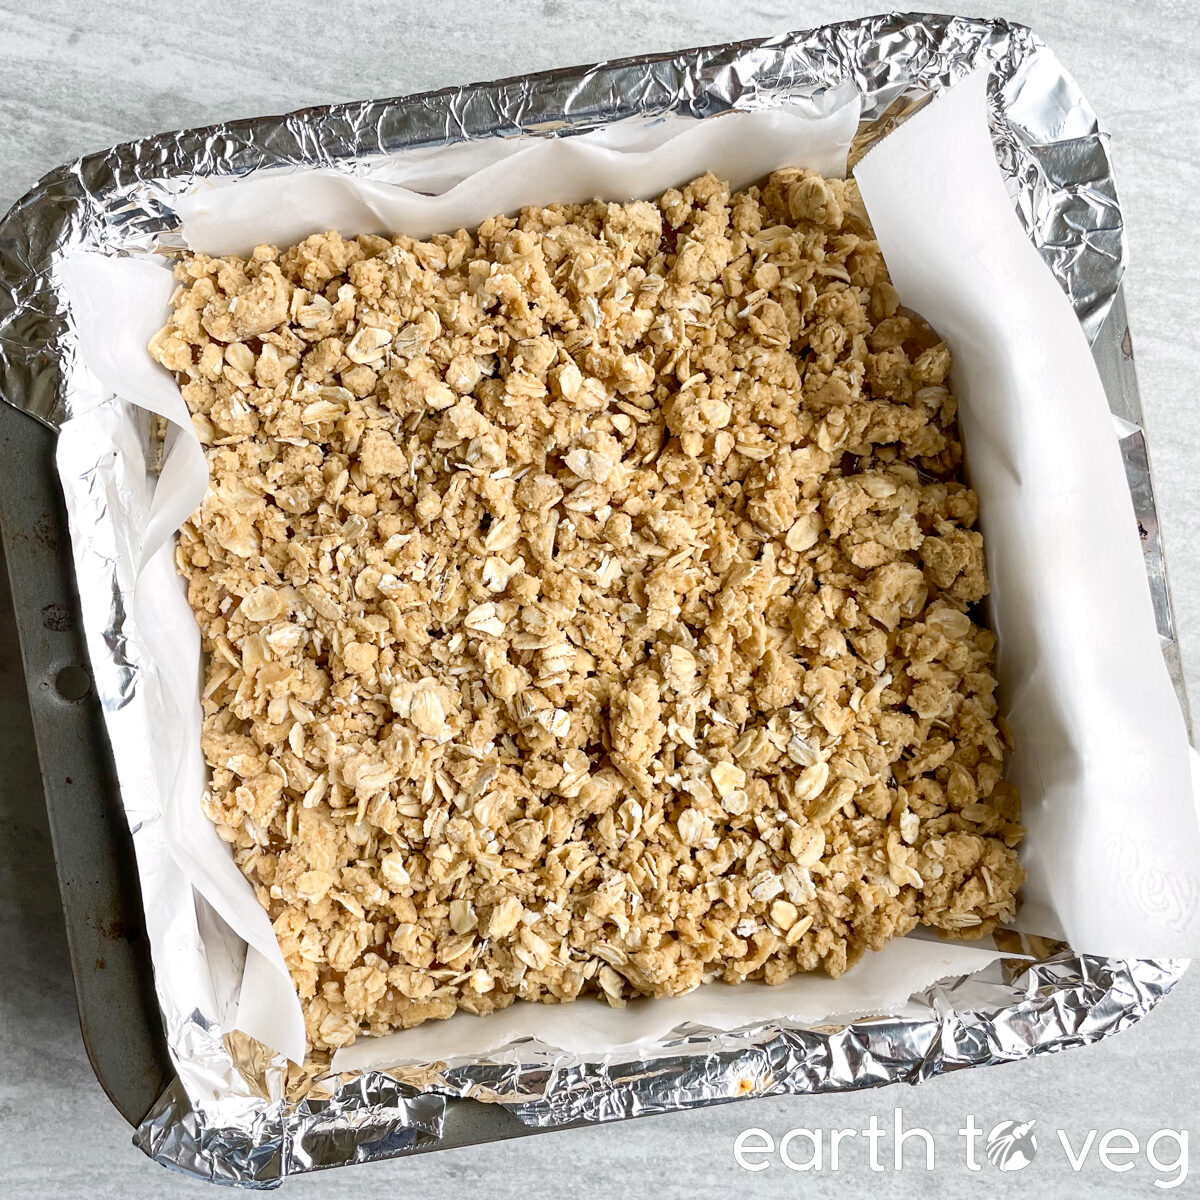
[150,168,1023,1052]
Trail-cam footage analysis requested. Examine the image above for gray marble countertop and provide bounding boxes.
[2,1,1197,1195]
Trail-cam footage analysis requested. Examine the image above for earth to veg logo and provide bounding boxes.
[985,1119,1038,1170]
[733,1109,1188,1188]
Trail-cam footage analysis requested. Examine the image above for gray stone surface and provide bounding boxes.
[1,1,1197,1194]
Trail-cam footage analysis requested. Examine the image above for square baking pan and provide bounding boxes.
[0,11,1192,1181]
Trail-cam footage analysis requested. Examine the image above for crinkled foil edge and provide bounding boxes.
[0,10,1182,1189]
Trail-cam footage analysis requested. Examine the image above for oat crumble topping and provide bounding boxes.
[150,168,1024,1053]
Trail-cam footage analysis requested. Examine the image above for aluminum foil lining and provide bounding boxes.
[0,10,1183,1188]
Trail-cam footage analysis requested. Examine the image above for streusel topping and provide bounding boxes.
[151,169,1023,1052]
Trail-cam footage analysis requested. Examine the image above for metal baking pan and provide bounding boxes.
[0,11,1191,1180]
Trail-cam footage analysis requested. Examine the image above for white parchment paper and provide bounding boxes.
[857,71,1200,956]
[53,75,1199,1073]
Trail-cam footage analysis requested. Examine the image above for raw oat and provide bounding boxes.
[151,168,1024,1053]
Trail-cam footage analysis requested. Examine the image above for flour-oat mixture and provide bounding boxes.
[150,168,1024,1052]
